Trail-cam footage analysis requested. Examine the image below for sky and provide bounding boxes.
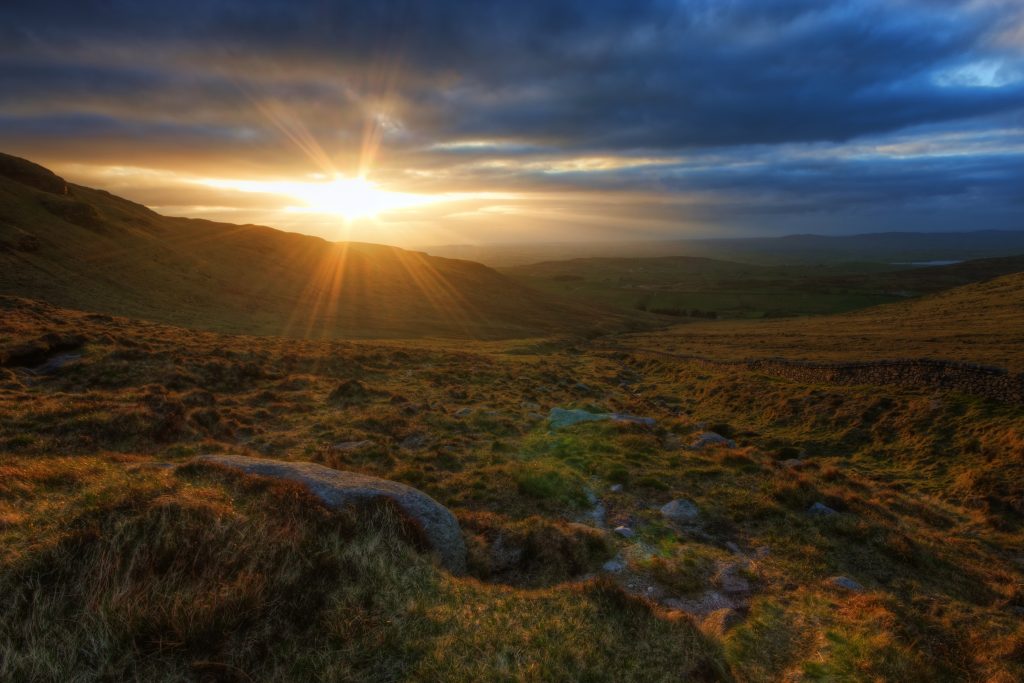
[1,0,1023,246]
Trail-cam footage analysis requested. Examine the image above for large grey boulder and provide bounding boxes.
[195,454,467,574]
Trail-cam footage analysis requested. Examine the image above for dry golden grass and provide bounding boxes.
[620,271,1024,371]
[2,292,1023,681]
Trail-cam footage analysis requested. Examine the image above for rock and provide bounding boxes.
[194,454,467,574]
[808,502,838,516]
[590,502,607,528]
[661,498,700,523]
[602,557,627,573]
[827,576,864,593]
[714,562,752,594]
[782,458,807,469]
[673,590,735,616]
[692,432,736,449]
[609,483,624,493]
[454,407,473,418]
[613,526,635,538]
[548,407,655,430]
[572,382,593,394]
[549,407,609,429]
[725,541,743,555]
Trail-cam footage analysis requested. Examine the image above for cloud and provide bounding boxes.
[0,0,1022,242]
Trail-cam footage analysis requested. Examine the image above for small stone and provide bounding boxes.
[454,407,473,418]
[808,502,838,516]
[602,557,626,573]
[827,576,864,593]
[725,541,743,555]
[613,526,635,538]
[609,483,623,493]
[782,458,806,469]
[661,498,700,523]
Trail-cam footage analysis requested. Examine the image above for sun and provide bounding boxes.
[198,174,436,221]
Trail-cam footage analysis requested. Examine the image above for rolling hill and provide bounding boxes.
[620,270,1024,371]
[0,153,624,339]
[504,253,1024,319]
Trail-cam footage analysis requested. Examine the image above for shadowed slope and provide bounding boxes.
[0,153,626,339]
[621,271,1024,371]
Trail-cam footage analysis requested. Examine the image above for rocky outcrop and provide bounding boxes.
[194,454,467,574]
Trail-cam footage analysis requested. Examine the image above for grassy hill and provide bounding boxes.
[0,153,625,339]
[504,254,1024,320]
[2,291,1022,681]
[620,270,1024,372]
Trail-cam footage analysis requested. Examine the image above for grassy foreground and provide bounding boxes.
[2,290,1023,681]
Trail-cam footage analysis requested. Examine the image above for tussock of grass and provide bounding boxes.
[0,457,725,682]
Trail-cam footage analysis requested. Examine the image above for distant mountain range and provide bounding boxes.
[425,230,1024,267]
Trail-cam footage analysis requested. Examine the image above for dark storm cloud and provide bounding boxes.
[1,0,1022,238]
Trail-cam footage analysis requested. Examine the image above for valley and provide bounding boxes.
[1,155,1023,682]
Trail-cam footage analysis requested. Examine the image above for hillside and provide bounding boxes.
[619,271,1024,372]
[504,253,1024,320]
[0,153,623,339]
[3,294,1022,681]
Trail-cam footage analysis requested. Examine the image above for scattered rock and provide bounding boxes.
[827,576,865,593]
[609,483,623,493]
[782,458,807,469]
[572,382,593,394]
[691,432,736,449]
[613,526,636,539]
[808,502,838,516]
[661,498,700,523]
[725,541,743,555]
[454,407,473,418]
[194,454,467,574]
